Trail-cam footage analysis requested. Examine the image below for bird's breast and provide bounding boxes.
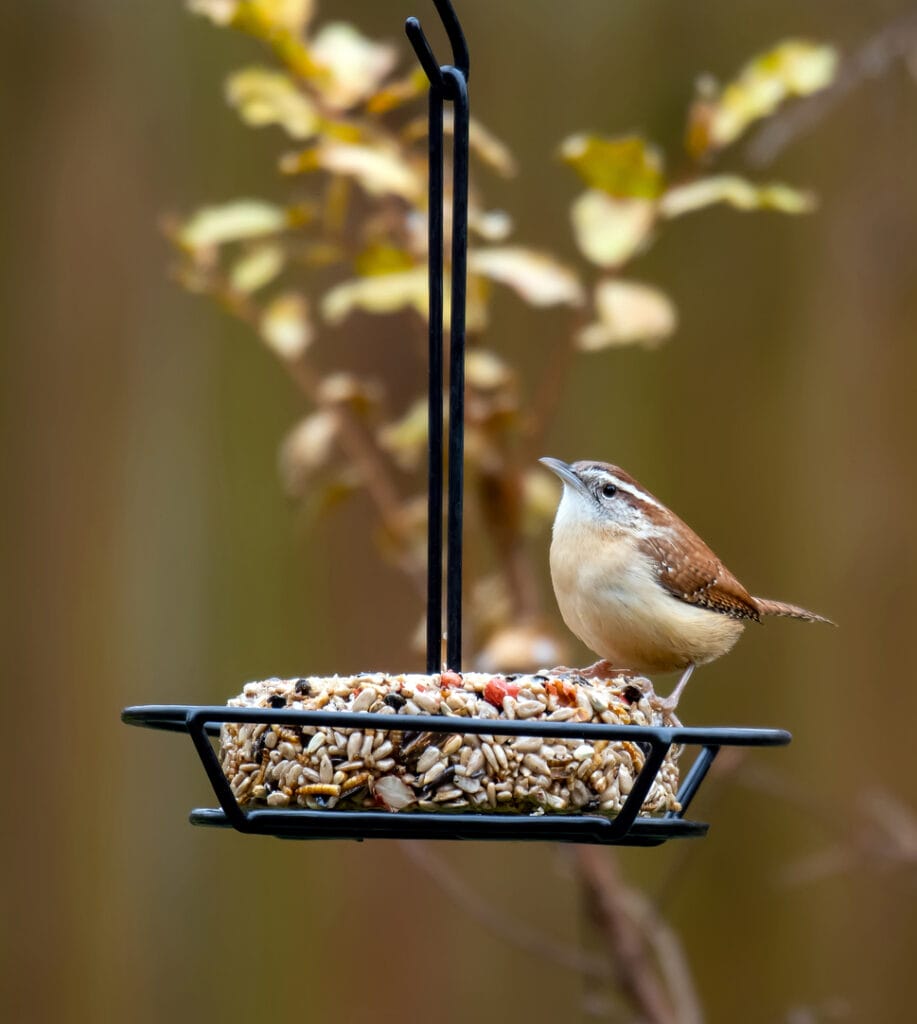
[549,522,744,673]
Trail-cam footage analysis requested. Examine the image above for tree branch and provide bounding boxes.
[399,840,610,980]
[573,845,680,1024]
[746,6,917,167]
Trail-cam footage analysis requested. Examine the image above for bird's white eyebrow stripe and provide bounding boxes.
[601,473,664,510]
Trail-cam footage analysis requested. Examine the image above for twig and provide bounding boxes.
[746,6,917,167]
[285,357,426,589]
[735,765,917,885]
[197,269,428,595]
[573,845,679,1024]
[398,840,610,979]
[616,885,703,1024]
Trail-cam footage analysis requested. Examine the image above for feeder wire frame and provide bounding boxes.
[122,704,790,845]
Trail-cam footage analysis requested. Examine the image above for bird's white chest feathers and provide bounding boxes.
[549,486,744,673]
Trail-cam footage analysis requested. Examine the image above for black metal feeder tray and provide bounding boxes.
[123,703,789,845]
[123,1,792,847]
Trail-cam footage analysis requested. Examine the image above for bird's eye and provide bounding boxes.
[601,482,617,498]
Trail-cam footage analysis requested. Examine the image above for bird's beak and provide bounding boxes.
[539,457,588,496]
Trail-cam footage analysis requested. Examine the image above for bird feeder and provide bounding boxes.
[122,0,790,845]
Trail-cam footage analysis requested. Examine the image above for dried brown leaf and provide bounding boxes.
[469,247,584,307]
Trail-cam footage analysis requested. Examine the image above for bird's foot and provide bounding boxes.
[577,659,619,680]
[544,660,637,681]
[647,664,696,727]
[649,692,684,728]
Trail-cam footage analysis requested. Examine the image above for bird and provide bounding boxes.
[539,457,832,711]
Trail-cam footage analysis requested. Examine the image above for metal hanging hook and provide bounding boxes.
[405,0,470,87]
[405,0,470,672]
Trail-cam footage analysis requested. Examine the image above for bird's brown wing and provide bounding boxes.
[640,525,761,622]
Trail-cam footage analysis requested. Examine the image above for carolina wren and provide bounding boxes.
[540,458,832,709]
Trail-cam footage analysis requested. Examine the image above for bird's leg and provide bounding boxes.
[658,663,695,713]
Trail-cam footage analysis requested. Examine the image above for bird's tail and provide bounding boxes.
[754,597,835,625]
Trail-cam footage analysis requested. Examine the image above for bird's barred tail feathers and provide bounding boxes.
[754,597,835,625]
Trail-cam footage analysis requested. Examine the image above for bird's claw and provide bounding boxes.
[543,659,638,681]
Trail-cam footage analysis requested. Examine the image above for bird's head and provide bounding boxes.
[539,457,668,537]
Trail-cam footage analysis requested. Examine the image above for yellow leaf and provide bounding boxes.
[260,292,312,359]
[225,67,320,139]
[468,247,584,307]
[278,409,337,497]
[354,244,416,277]
[577,280,676,351]
[178,199,287,249]
[229,243,286,293]
[560,134,664,199]
[570,190,655,269]
[246,0,314,32]
[660,176,816,217]
[697,40,838,152]
[281,140,422,202]
[188,2,316,40]
[310,23,397,110]
[365,68,427,114]
[378,399,428,471]
[191,1,323,79]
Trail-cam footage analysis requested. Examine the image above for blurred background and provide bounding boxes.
[3,1,917,1021]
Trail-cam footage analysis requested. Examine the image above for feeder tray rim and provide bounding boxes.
[121,702,790,847]
[122,703,792,747]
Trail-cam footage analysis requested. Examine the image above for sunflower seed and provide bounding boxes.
[307,733,326,754]
[514,700,544,719]
[416,746,442,775]
[422,762,446,787]
[442,734,463,757]
[512,737,542,754]
[523,753,551,777]
[351,689,375,712]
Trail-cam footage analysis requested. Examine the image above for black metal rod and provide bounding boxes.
[187,710,248,832]
[425,84,445,673]
[433,0,470,78]
[670,744,720,818]
[189,806,708,846]
[445,67,469,671]
[406,1,470,673]
[122,705,792,748]
[608,740,670,837]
